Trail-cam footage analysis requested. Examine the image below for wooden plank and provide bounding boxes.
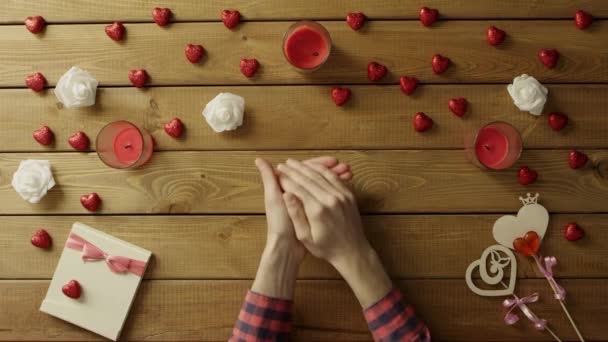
[2,84,608,152]
[1,0,607,23]
[1,214,606,279]
[0,279,605,341]
[1,150,607,214]
[2,21,607,86]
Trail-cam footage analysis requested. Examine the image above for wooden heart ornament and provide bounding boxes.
[493,193,549,252]
[466,245,517,297]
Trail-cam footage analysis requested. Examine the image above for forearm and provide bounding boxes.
[332,244,393,309]
[251,237,300,299]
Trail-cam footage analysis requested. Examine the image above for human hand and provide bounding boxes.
[276,159,392,307]
[251,156,351,299]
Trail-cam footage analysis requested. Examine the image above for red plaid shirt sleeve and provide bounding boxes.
[229,290,293,342]
[364,288,431,342]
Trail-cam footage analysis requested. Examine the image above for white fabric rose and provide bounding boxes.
[54,66,99,108]
[11,160,56,204]
[202,93,245,132]
[507,74,548,116]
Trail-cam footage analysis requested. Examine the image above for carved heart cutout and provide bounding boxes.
[465,245,517,297]
[493,196,549,251]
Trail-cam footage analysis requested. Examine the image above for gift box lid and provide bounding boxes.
[40,222,152,341]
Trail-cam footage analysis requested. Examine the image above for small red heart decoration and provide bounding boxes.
[331,87,351,106]
[185,44,205,64]
[575,10,592,30]
[448,98,467,117]
[128,69,148,88]
[487,26,506,46]
[367,62,387,81]
[413,112,433,132]
[564,222,585,241]
[25,16,45,34]
[152,7,172,26]
[80,192,101,212]
[105,21,125,41]
[62,280,82,299]
[432,54,450,74]
[548,112,568,131]
[164,118,184,138]
[222,9,241,29]
[539,49,559,69]
[513,231,540,256]
[399,76,418,95]
[568,150,588,169]
[33,125,53,145]
[346,13,365,31]
[25,72,46,92]
[31,229,52,249]
[518,166,538,185]
[240,58,260,78]
[419,7,439,27]
[68,131,90,151]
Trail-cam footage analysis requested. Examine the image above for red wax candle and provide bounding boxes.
[283,21,331,70]
[113,127,144,164]
[468,121,522,170]
[96,121,154,169]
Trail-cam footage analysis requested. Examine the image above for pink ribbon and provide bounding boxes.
[66,233,147,277]
[503,293,547,330]
[534,255,566,300]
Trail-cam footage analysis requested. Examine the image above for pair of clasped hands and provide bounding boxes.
[252,157,393,308]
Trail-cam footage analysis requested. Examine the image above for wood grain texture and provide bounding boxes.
[0,279,606,341]
[1,150,607,215]
[1,214,606,279]
[2,84,608,152]
[2,21,607,86]
[1,0,607,23]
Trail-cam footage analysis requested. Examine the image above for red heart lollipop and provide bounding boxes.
[513,231,540,256]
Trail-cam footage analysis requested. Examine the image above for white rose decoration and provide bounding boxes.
[11,160,56,204]
[54,66,99,108]
[202,93,245,132]
[507,74,548,116]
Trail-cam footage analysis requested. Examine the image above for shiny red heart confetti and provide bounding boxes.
[33,125,54,145]
[367,62,387,81]
[539,49,559,69]
[565,222,585,241]
[331,87,351,106]
[68,131,90,151]
[574,10,592,30]
[25,72,46,92]
[399,76,418,95]
[222,10,241,29]
[419,7,439,27]
[413,112,433,132]
[568,150,588,169]
[448,98,467,117]
[152,7,172,26]
[432,54,450,74]
[62,280,82,299]
[518,166,538,185]
[346,12,365,31]
[105,21,125,41]
[31,229,52,249]
[185,44,205,63]
[164,118,184,138]
[25,16,45,34]
[80,192,101,212]
[128,69,148,88]
[487,26,506,46]
[549,113,568,131]
[240,58,260,78]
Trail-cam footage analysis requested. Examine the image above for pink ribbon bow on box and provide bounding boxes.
[66,232,147,277]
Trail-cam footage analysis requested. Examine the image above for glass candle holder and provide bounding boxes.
[283,20,332,71]
[96,121,154,169]
[465,121,523,170]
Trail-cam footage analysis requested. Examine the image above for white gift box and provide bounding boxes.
[40,222,151,341]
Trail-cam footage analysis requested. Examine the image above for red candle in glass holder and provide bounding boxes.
[96,121,154,169]
[467,121,522,170]
[283,21,331,70]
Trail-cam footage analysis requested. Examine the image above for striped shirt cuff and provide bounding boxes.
[229,290,293,342]
[364,288,431,342]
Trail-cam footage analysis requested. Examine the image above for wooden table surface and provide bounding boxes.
[1,1,607,341]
